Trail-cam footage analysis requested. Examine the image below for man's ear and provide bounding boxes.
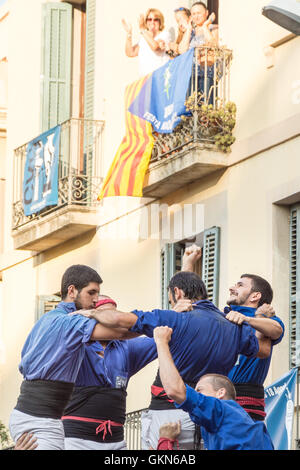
[216,387,227,400]
[249,291,262,305]
[174,287,185,301]
[67,285,78,301]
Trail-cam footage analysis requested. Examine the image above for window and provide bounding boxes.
[36,294,61,322]
[40,2,73,131]
[161,226,220,308]
[290,206,300,369]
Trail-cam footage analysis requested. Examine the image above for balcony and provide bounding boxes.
[12,118,104,251]
[143,45,234,198]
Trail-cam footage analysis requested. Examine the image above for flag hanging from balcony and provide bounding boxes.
[98,76,154,199]
[23,125,60,216]
[129,48,194,133]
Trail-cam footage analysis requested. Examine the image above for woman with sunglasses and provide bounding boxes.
[122,9,171,76]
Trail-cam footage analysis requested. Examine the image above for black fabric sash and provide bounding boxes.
[62,387,127,443]
[234,383,266,422]
[15,380,74,419]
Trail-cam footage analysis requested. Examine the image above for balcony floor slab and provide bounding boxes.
[143,144,228,198]
[12,205,100,252]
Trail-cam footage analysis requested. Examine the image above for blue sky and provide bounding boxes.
[0,0,7,7]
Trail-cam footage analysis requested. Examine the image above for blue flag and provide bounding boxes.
[23,125,60,216]
[129,48,194,134]
[265,368,298,450]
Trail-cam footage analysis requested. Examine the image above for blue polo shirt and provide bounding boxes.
[131,300,259,383]
[19,302,97,383]
[227,305,285,385]
[75,336,157,388]
[175,385,274,450]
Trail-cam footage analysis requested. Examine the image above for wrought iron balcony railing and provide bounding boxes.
[151,45,234,163]
[12,118,105,230]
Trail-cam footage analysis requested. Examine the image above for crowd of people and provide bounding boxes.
[7,242,284,451]
[122,2,220,104]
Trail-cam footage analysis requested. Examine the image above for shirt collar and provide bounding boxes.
[229,305,256,316]
[57,301,77,313]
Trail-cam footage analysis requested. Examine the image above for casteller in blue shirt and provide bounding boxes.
[131,300,260,383]
[175,384,274,450]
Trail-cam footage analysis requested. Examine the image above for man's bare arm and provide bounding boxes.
[225,307,283,341]
[73,308,138,330]
[91,323,140,341]
[153,326,186,404]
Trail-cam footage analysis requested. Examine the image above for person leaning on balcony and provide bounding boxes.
[8,265,137,451]
[165,7,191,59]
[178,2,219,104]
[72,271,272,450]
[153,326,274,450]
[122,9,171,77]
[62,296,157,451]
[181,245,285,422]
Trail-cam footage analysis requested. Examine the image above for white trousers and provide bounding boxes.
[141,408,196,450]
[64,437,127,450]
[9,409,65,450]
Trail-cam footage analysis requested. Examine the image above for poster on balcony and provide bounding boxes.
[23,125,61,216]
[129,48,194,134]
[264,367,298,450]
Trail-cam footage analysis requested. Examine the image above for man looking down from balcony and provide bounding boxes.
[73,271,271,450]
[9,265,137,451]
[153,326,274,450]
[62,295,158,451]
[181,245,284,422]
[122,9,171,76]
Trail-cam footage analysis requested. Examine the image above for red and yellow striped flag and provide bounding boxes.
[98,76,154,200]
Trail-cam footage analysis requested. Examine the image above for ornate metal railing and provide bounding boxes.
[12,118,105,230]
[124,408,146,450]
[151,45,234,163]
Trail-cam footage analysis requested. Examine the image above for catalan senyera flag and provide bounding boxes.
[97,76,154,200]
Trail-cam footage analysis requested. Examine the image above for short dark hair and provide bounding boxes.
[61,264,103,299]
[191,2,208,11]
[174,7,191,17]
[201,374,236,400]
[241,274,273,307]
[168,271,208,302]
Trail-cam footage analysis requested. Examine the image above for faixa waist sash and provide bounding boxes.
[234,383,266,421]
[62,387,127,443]
[15,379,74,419]
[149,370,196,411]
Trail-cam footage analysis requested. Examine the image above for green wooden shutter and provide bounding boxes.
[83,0,96,190]
[202,226,220,306]
[160,243,184,309]
[290,206,300,368]
[41,2,72,132]
[84,0,96,122]
[36,295,61,322]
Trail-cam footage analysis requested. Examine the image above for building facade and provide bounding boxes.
[0,0,300,449]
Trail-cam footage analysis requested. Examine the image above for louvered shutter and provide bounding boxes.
[202,226,220,306]
[36,295,61,322]
[83,0,96,173]
[290,206,300,368]
[161,243,184,309]
[41,2,72,132]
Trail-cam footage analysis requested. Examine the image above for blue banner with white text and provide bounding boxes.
[265,368,298,450]
[23,125,61,216]
[129,48,194,134]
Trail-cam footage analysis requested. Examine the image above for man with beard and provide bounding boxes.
[9,265,135,450]
[181,245,284,421]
